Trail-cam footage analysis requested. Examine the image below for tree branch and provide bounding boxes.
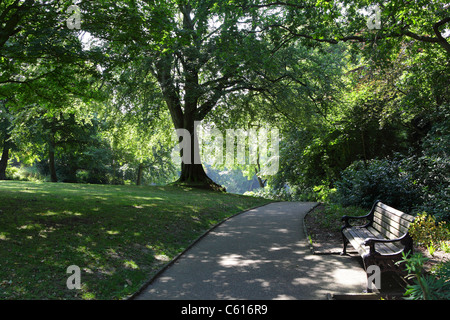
[265,19,450,54]
[432,17,450,54]
[153,56,184,129]
[0,0,35,48]
[240,1,309,10]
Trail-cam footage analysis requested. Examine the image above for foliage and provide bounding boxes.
[6,166,46,182]
[204,164,261,194]
[321,203,367,233]
[335,159,420,211]
[401,106,450,221]
[398,252,450,300]
[409,213,450,251]
[244,187,294,201]
[1,0,448,194]
[333,102,449,219]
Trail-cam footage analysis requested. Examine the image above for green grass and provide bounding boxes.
[0,180,272,300]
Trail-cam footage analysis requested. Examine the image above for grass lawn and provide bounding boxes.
[0,180,272,300]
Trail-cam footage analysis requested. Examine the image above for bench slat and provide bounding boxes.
[356,227,403,254]
[377,202,415,222]
[343,227,368,256]
[372,204,414,239]
[372,215,407,239]
[374,207,413,229]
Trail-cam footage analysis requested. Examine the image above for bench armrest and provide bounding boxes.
[364,232,412,255]
[341,212,372,229]
[341,200,380,230]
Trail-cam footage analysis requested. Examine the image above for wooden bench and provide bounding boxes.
[341,200,415,291]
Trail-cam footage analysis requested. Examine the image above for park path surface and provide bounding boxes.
[133,202,367,300]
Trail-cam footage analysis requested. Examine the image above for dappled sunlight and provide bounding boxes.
[40,210,83,217]
[268,245,290,252]
[18,223,41,230]
[0,232,10,241]
[19,189,50,195]
[159,276,175,283]
[123,260,139,269]
[332,268,365,287]
[0,180,272,299]
[273,228,290,234]
[273,294,297,300]
[135,202,367,300]
[218,254,266,268]
[155,254,170,262]
[40,210,60,217]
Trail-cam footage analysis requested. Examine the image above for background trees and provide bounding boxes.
[0,0,448,219]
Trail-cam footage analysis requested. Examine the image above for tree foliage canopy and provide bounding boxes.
[0,1,448,217]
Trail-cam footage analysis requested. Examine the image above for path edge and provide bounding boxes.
[302,202,321,255]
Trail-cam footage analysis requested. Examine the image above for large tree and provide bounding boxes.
[81,0,292,190]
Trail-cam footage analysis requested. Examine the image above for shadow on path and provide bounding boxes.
[133,202,366,300]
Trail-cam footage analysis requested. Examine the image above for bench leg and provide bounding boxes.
[341,235,349,255]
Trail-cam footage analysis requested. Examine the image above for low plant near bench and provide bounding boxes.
[397,252,450,300]
[408,213,450,256]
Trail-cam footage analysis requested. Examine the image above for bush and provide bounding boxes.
[335,159,421,211]
[400,113,450,221]
[409,213,450,252]
[413,187,450,223]
[244,183,336,202]
[7,165,48,182]
[244,187,294,201]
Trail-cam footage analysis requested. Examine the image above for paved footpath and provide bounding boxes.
[133,202,367,300]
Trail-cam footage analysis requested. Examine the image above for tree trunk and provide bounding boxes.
[255,156,267,188]
[49,134,57,182]
[175,116,225,192]
[255,169,266,189]
[136,163,143,186]
[178,161,225,191]
[153,51,225,192]
[0,135,10,180]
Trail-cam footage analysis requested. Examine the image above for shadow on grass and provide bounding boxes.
[0,180,271,299]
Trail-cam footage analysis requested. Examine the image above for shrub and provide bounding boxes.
[335,159,421,211]
[402,109,450,221]
[244,187,294,201]
[75,169,90,183]
[7,166,48,182]
[409,213,450,250]
[413,187,450,223]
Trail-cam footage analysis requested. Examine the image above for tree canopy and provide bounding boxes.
[0,0,448,219]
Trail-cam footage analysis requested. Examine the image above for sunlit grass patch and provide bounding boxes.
[0,180,271,299]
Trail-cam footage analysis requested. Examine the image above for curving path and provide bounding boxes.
[132,202,366,300]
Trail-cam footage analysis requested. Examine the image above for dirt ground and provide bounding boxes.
[304,204,347,255]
